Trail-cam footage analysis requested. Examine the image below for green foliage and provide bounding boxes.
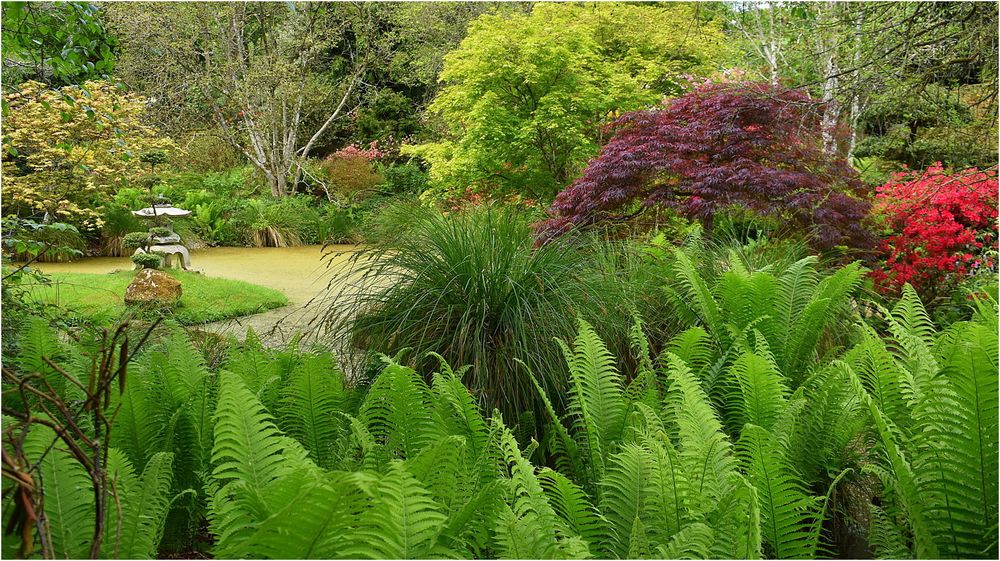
[410,2,733,201]
[379,161,430,195]
[232,196,323,248]
[122,231,151,250]
[5,276,997,559]
[847,289,999,559]
[0,2,117,86]
[324,203,639,424]
[2,80,174,233]
[131,252,162,269]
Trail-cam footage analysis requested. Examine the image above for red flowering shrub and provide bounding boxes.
[870,164,998,299]
[537,82,875,251]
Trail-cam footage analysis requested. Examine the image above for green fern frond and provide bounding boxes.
[523,361,589,485]
[725,350,789,432]
[781,261,863,381]
[9,316,64,392]
[737,424,823,559]
[277,353,346,468]
[350,462,451,559]
[111,365,160,471]
[627,516,652,558]
[670,248,726,342]
[22,423,94,559]
[629,314,656,378]
[405,435,467,511]
[358,361,443,461]
[599,436,695,558]
[223,336,283,407]
[868,504,913,559]
[657,522,715,560]
[211,371,291,490]
[771,256,819,366]
[430,354,489,457]
[493,429,580,559]
[662,352,736,502]
[891,283,937,345]
[913,320,998,558]
[539,468,612,556]
[558,318,627,481]
[844,363,939,558]
[708,474,762,559]
[879,296,938,402]
[105,451,175,559]
[846,324,913,431]
[238,472,365,559]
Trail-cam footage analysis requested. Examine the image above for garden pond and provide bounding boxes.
[33,244,362,345]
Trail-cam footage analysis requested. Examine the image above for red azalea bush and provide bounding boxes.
[536,82,875,251]
[870,163,998,299]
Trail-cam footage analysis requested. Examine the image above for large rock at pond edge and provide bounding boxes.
[124,269,182,306]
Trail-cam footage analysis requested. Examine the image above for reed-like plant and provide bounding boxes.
[320,203,637,423]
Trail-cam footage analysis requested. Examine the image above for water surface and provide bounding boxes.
[34,244,362,344]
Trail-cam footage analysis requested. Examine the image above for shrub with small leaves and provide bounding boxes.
[538,82,875,251]
[122,232,151,250]
[148,226,173,238]
[131,252,162,269]
[870,163,998,301]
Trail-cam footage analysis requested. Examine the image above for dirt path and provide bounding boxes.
[36,244,362,346]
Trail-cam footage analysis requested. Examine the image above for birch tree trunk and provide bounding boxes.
[202,3,365,197]
[819,1,841,156]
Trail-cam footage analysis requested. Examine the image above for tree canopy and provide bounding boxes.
[538,82,875,251]
[408,2,735,201]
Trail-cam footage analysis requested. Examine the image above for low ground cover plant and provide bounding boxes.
[2,283,995,559]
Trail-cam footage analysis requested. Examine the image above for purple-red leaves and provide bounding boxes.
[538,82,875,250]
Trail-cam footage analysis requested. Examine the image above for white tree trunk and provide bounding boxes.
[820,2,840,156]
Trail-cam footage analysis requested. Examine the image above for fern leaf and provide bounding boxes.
[913,321,999,558]
[108,451,175,559]
[493,430,576,559]
[239,472,364,559]
[657,522,715,560]
[211,371,290,490]
[539,468,612,556]
[662,352,735,501]
[669,248,726,343]
[726,350,789,432]
[737,424,823,559]
[708,474,762,559]
[23,424,93,559]
[358,361,442,460]
[782,261,862,381]
[349,462,450,559]
[277,353,345,468]
[844,364,940,558]
[559,318,627,481]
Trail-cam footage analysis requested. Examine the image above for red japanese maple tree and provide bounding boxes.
[870,164,998,297]
[536,82,875,250]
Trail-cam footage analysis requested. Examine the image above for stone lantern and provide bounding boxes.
[131,197,193,269]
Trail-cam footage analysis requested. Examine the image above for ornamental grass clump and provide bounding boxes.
[321,202,636,423]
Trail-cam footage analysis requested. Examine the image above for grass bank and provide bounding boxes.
[25,269,288,325]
